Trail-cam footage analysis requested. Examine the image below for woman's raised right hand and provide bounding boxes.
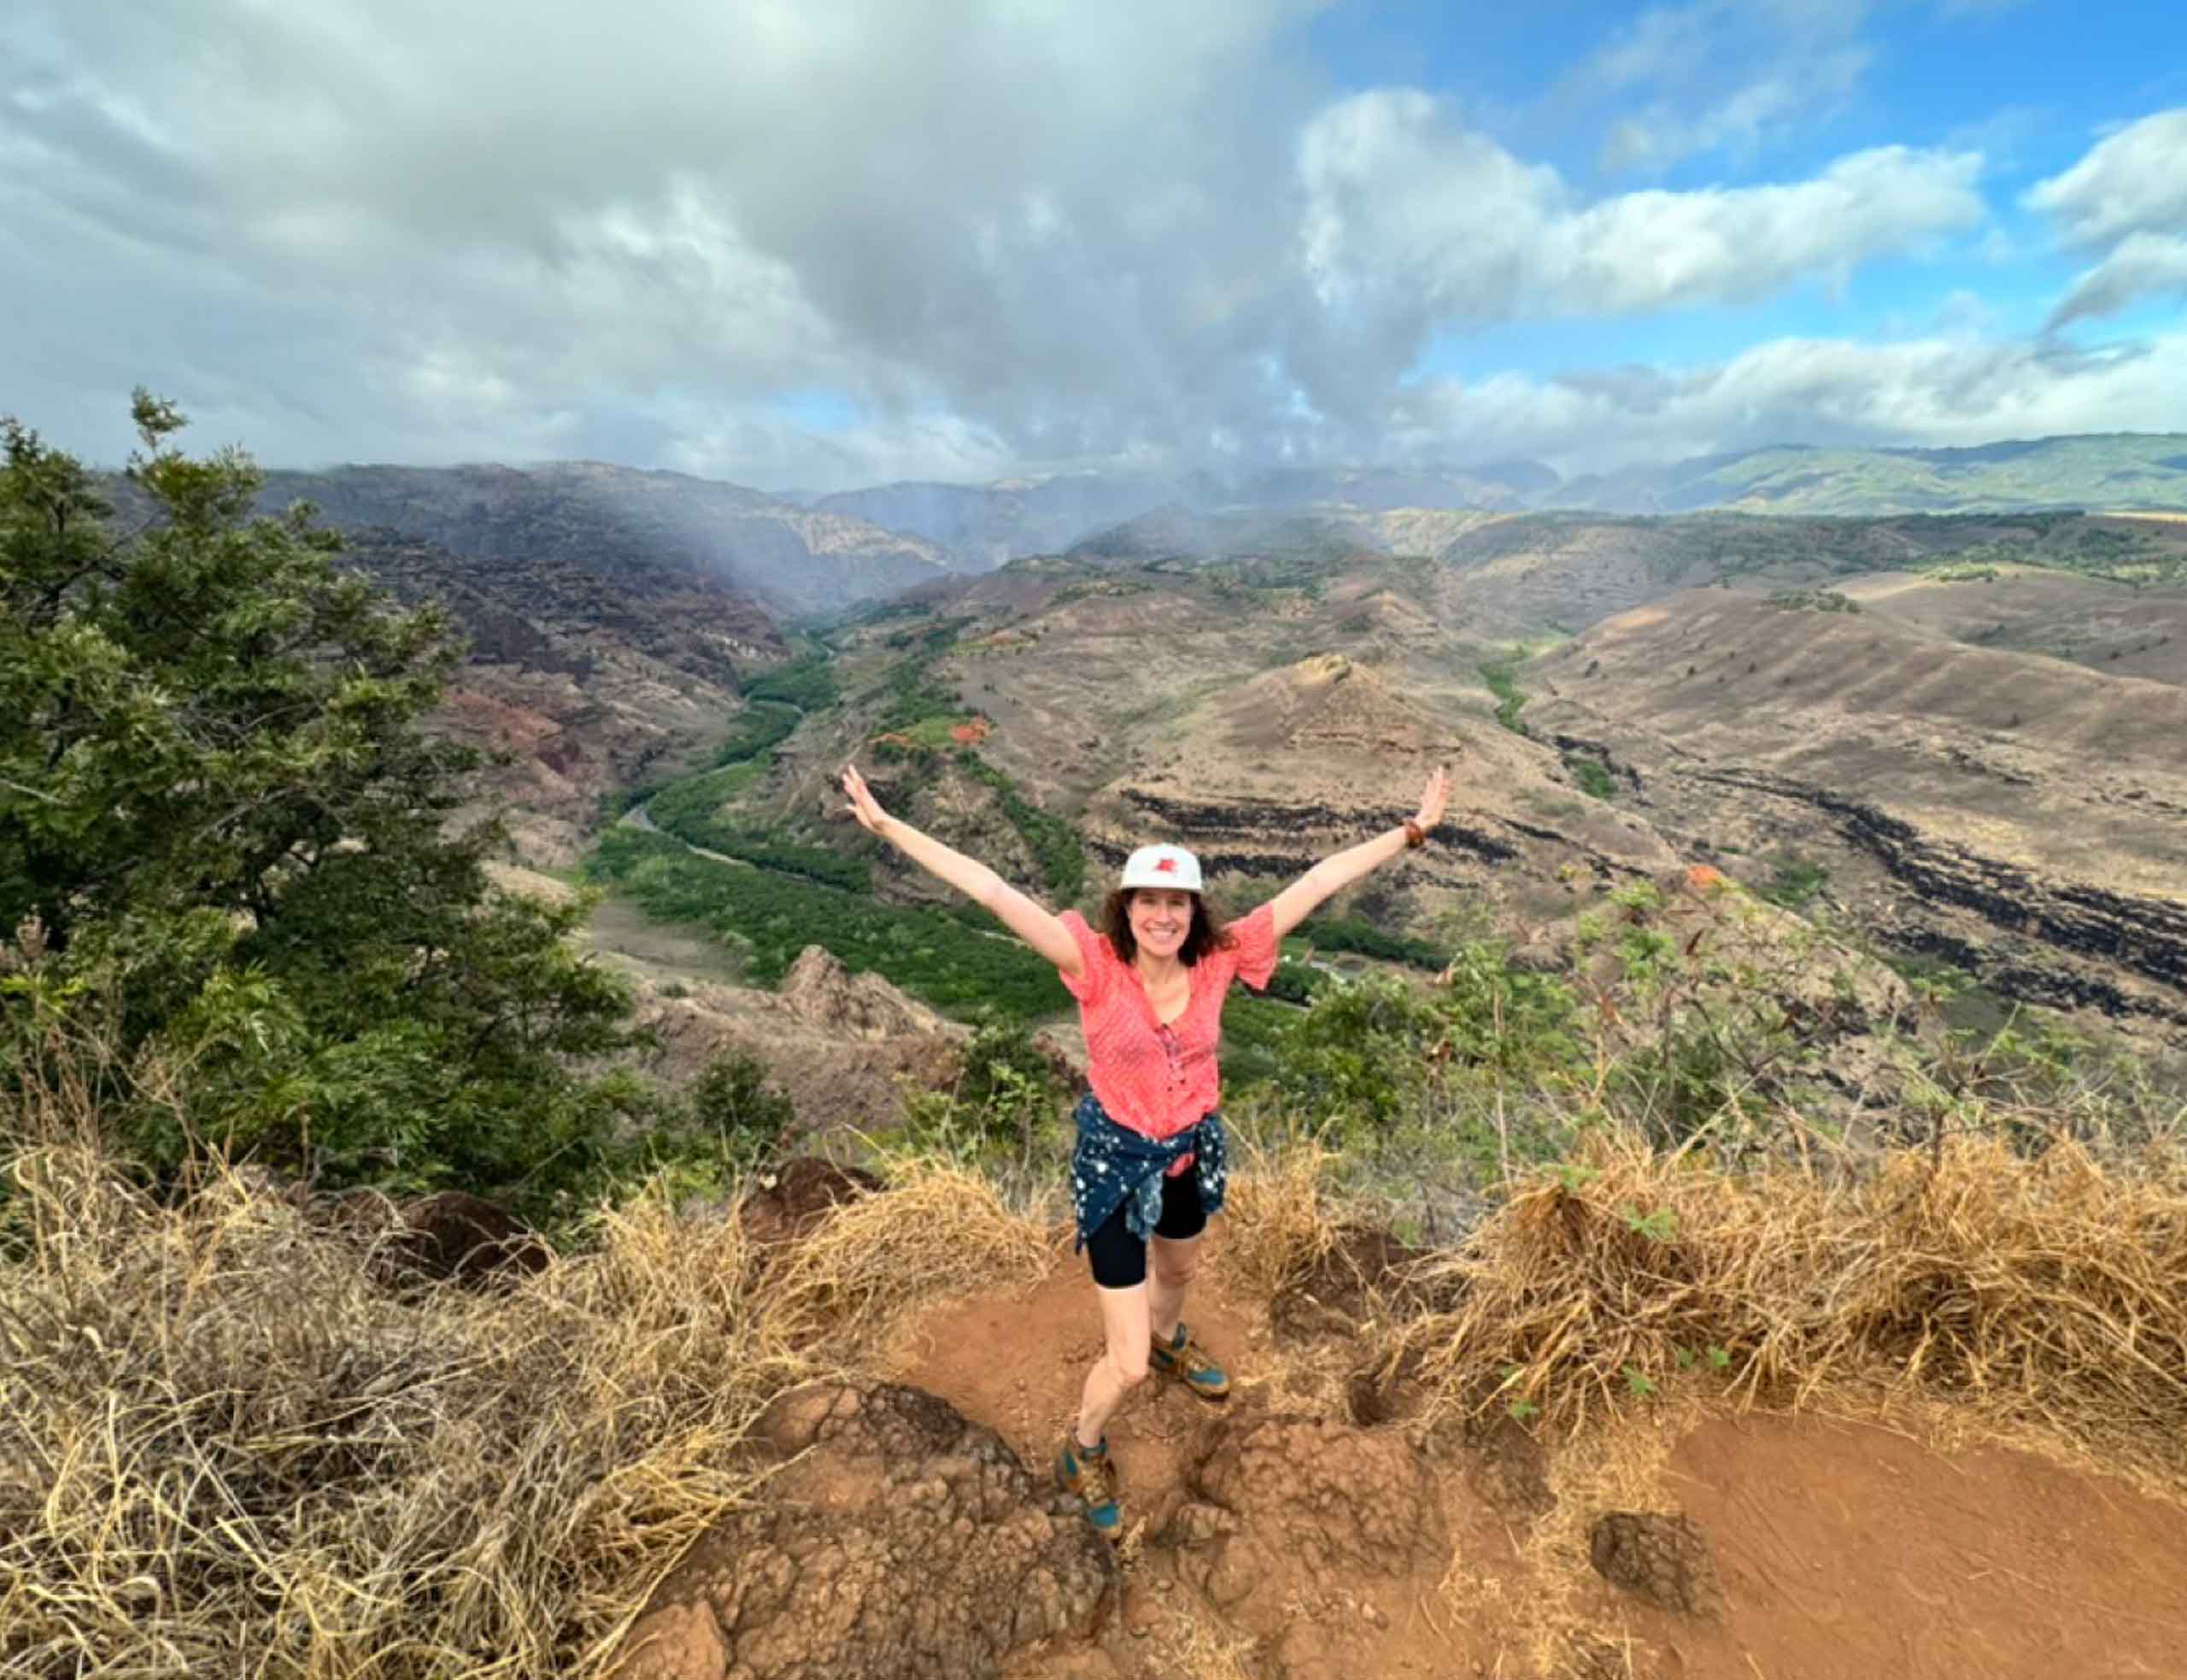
[841,763,890,834]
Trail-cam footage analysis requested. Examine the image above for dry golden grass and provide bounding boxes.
[0,1126,1053,1680]
[0,1142,796,1679]
[1399,1132,2187,1485]
[767,1151,1053,1349]
[12,1045,2187,1679]
[1214,1132,1342,1299]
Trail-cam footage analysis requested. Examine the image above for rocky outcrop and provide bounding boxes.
[610,1384,1111,1680]
[1110,792,1519,870]
[779,945,952,1039]
[622,971,964,1137]
[1692,767,2187,1032]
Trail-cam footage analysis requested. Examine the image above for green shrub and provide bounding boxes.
[1293,914,1451,969]
[1759,858,1828,909]
[712,701,800,766]
[0,398,643,1219]
[1565,754,1617,800]
[676,1048,797,1174]
[1766,588,1861,614]
[1254,976,1447,1133]
[645,764,871,891]
[1479,653,1530,735]
[900,1022,1073,1169]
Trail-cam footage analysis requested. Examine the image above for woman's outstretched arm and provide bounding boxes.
[1263,765,1450,942]
[841,764,1085,980]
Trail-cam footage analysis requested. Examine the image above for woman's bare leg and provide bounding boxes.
[1074,1281,1152,1447]
[1148,1233,1199,1345]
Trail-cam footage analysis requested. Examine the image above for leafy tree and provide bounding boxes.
[1,395,642,1215]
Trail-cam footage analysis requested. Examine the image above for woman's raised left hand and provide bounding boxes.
[1412,764,1450,834]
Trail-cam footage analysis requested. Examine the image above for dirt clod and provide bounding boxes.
[612,1384,1113,1680]
[1463,1414,1556,1519]
[1170,1415,1445,1613]
[738,1156,883,1246]
[1587,1510,1725,1617]
[386,1191,549,1285]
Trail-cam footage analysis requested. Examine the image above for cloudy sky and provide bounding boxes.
[5,0,2184,491]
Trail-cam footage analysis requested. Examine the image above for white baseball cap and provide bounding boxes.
[1119,844,1203,893]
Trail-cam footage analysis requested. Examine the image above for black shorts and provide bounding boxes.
[1083,1169,1206,1289]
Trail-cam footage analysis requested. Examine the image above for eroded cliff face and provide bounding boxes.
[1528,590,2187,1045]
[1690,767,2187,1030]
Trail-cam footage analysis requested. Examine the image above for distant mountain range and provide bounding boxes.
[247,435,2187,620]
[1556,435,2187,518]
[255,462,954,618]
[804,435,2187,569]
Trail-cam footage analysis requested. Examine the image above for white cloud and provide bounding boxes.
[1,1,2172,491]
[1386,332,2187,473]
[1299,90,1982,323]
[2048,231,2187,328]
[4,0,1333,472]
[2025,108,2187,247]
[2024,108,2187,329]
[1600,48,1872,174]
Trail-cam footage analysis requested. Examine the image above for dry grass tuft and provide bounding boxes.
[1401,1133,2187,1481]
[0,1129,1065,1680]
[768,1150,1052,1350]
[1216,1131,1343,1298]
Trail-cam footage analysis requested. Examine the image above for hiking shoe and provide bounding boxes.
[1056,1434,1123,1540]
[1149,1321,1230,1401]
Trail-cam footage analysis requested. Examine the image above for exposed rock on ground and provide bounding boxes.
[610,1384,1112,1680]
[588,940,969,1136]
[887,1250,2187,1680]
[1587,1512,1725,1618]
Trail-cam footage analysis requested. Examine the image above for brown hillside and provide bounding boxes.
[1075,653,1676,929]
[1425,511,2187,642]
[1839,567,2187,685]
[336,527,780,866]
[1529,590,2187,1039]
[788,559,1692,940]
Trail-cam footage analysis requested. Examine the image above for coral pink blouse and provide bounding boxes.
[1057,904,1280,1146]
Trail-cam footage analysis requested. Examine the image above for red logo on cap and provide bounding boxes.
[1154,856,1178,873]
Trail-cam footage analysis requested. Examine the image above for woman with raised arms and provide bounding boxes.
[840,761,1450,1540]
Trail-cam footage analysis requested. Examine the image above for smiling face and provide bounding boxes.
[1125,887,1196,963]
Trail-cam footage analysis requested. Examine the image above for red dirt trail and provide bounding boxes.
[893,1243,2187,1680]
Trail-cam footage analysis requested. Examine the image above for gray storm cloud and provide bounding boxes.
[3,1,2182,488]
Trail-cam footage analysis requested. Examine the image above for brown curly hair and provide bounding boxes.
[1099,887,1234,967]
